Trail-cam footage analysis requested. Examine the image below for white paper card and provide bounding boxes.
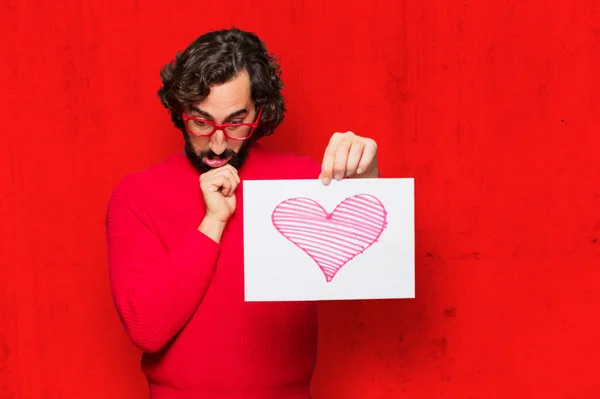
[243,178,415,302]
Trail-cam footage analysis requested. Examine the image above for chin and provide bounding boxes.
[183,136,254,174]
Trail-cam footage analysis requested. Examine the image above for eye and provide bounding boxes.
[230,119,244,124]
[194,120,210,127]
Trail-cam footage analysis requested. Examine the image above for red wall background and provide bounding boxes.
[2,0,599,398]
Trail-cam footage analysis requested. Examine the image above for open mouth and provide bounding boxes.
[203,156,232,168]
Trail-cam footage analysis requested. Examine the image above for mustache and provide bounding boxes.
[183,137,254,175]
[199,148,237,160]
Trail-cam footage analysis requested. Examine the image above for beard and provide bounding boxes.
[184,134,254,175]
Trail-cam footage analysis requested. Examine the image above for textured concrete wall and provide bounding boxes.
[1,0,599,398]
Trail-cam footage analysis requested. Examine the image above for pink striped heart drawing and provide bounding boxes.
[271,194,388,282]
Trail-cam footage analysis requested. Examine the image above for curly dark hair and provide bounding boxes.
[157,27,286,140]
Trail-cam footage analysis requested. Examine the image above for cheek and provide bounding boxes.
[187,134,244,153]
[188,136,211,152]
[229,141,244,152]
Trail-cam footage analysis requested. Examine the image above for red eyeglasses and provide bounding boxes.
[181,108,263,141]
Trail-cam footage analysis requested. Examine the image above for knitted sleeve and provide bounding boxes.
[105,176,220,353]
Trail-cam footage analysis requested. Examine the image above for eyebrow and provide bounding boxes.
[190,107,248,120]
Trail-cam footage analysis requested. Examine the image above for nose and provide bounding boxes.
[208,129,227,155]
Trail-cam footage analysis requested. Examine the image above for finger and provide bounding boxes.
[332,137,353,180]
[211,165,240,190]
[345,140,364,177]
[218,165,240,185]
[224,170,239,196]
[356,139,378,175]
[206,175,233,196]
[229,166,240,185]
[320,133,343,184]
[216,175,232,196]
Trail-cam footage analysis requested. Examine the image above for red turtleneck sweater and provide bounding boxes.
[105,144,321,398]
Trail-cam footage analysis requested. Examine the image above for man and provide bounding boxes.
[106,27,379,399]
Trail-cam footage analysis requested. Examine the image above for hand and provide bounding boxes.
[319,131,378,185]
[199,165,240,223]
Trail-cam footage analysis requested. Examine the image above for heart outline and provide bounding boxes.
[271,194,388,282]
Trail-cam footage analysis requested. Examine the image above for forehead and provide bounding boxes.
[194,69,252,114]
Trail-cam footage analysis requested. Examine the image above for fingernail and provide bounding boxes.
[334,174,342,180]
[322,177,330,185]
[356,168,363,174]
